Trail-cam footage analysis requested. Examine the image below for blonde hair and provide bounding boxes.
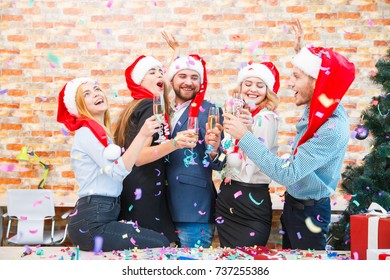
[75,84,113,138]
[113,99,143,148]
[237,83,279,112]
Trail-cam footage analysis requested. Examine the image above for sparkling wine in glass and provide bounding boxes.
[153,94,166,143]
[187,117,199,150]
[206,106,219,153]
[232,93,244,117]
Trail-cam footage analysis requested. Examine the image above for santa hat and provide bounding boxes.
[63,77,95,117]
[292,46,355,154]
[169,54,208,118]
[125,55,161,100]
[237,61,280,93]
[168,55,204,83]
[130,56,162,85]
[57,78,109,147]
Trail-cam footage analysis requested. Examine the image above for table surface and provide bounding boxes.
[0,246,351,260]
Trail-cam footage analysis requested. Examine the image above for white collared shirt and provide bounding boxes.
[169,99,191,131]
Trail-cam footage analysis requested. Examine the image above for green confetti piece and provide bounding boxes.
[249,192,263,206]
[47,52,60,66]
[28,0,34,7]
[113,88,118,97]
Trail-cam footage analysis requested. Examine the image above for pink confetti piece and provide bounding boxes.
[367,20,374,26]
[315,111,324,118]
[328,123,335,129]
[134,188,142,200]
[29,229,38,234]
[234,190,243,199]
[49,62,56,68]
[0,164,15,172]
[372,100,378,106]
[130,237,137,246]
[369,70,376,76]
[249,232,255,236]
[69,209,78,217]
[198,210,206,215]
[153,149,158,156]
[199,106,205,112]
[32,200,43,207]
[20,216,28,220]
[353,251,359,260]
[106,0,113,8]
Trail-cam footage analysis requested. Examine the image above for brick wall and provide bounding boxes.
[0,0,389,247]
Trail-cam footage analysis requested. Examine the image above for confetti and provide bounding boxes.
[94,236,103,254]
[198,210,206,215]
[249,232,255,236]
[304,217,322,233]
[130,237,137,246]
[234,190,242,199]
[249,192,263,205]
[107,0,113,8]
[318,93,334,108]
[29,229,38,234]
[32,200,43,207]
[47,52,60,67]
[69,209,78,217]
[0,89,9,95]
[60,128,70,136]
[128,204,133,212]
[134,188,142,200]
[315,111,324,118]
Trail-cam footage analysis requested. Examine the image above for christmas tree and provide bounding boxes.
[328,47,390,250]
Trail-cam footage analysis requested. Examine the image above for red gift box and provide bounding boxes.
[350,214,390,260]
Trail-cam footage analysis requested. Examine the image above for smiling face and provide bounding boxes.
[240,77,267,109]
[140,67,164,96]
[170,69,201,105]
[79,82,108,120]
[288,66,316,107]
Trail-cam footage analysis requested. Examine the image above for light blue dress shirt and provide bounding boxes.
[238,104,350,200]
[71,127,131,198]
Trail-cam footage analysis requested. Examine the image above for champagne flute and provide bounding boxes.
[187,117,199,151]
[206,106,219,153]
[232,93,244,117]
[153,94,166,143]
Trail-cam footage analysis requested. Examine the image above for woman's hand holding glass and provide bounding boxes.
[153,94,167,143]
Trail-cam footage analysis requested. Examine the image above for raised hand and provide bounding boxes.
[292,18,303,54]
[161,31,179,53]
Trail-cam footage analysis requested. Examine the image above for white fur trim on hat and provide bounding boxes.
[292,47,322,79]
[64,77,95,117]
[237,63,275,89]
[131,56,162,85]
[168,56,204,83]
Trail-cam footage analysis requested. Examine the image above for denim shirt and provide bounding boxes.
[238,104,350,200]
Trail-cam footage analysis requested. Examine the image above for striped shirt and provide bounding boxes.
[238,104,349,200]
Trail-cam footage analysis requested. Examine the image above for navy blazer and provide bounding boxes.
[165,100,225,223]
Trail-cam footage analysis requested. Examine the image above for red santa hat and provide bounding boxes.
[237,61,280,93]
[292,46,355,154]
[168,54,208,118]
[168,55,205,83]
[125,55,162,100]
[57,78,109,147]
[130,56,162,85]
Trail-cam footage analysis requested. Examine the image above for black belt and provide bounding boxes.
[229,180,269,189]
[285,192,327,210]
[77,195,120,205]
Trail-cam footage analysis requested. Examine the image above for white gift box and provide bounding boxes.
[366,249,390,260]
